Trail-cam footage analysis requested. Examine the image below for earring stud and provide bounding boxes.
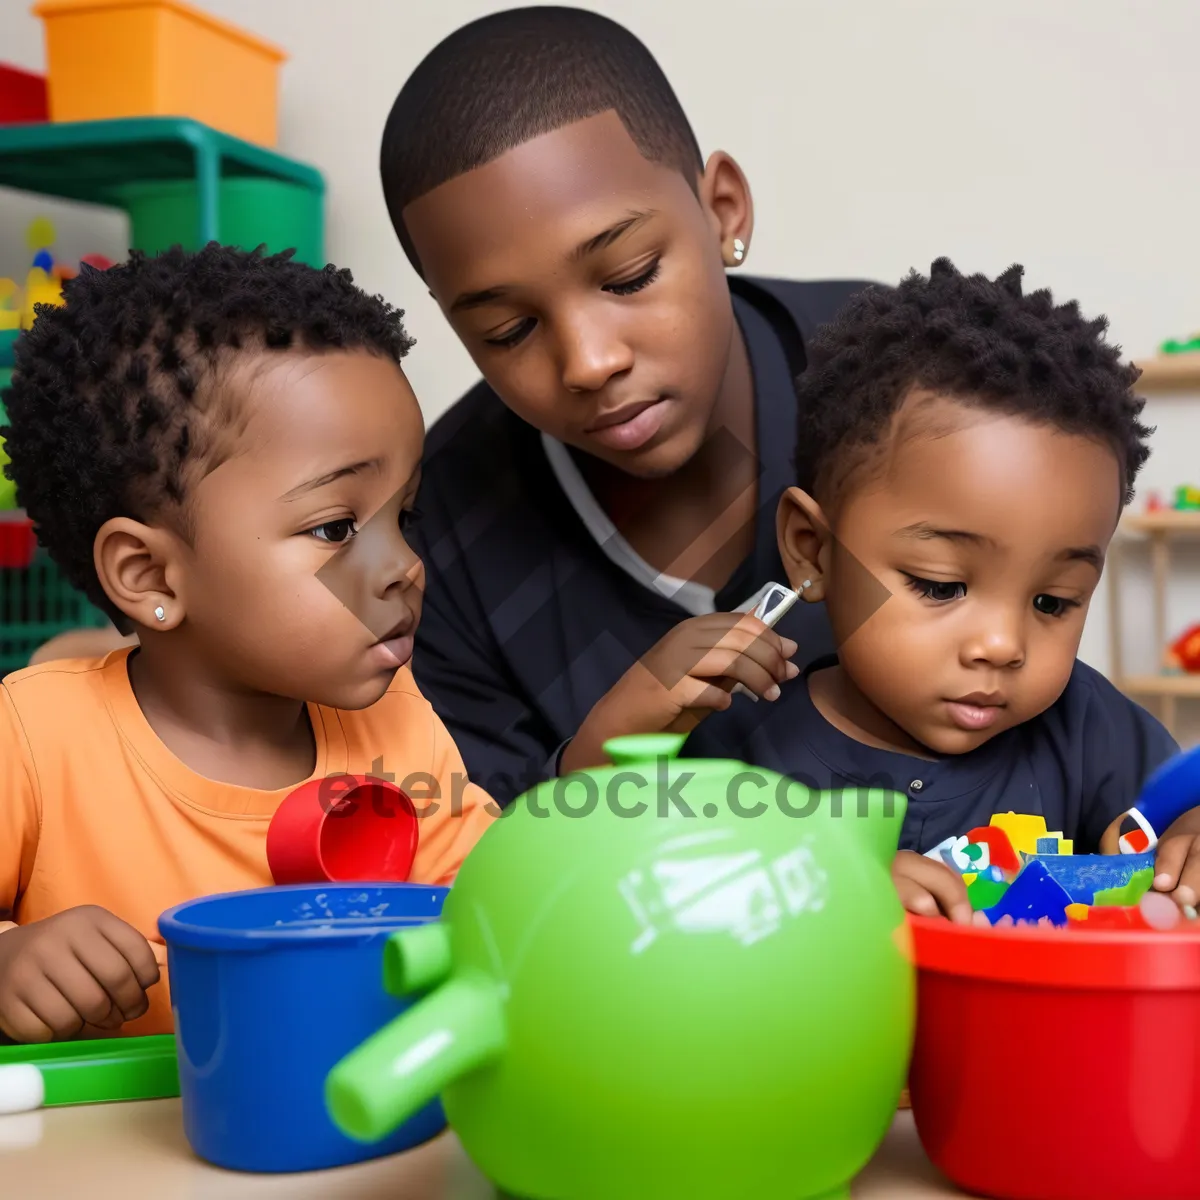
[732,237,746,264]
[154,606,166,622]
[801,579,812,591]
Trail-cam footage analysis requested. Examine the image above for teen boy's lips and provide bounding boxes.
[945,691,1006,732]
[584,397,669,452]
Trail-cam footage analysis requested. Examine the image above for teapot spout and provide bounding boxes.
[326,972,505,1143]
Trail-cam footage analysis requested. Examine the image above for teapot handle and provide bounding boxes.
[384,922,453,995]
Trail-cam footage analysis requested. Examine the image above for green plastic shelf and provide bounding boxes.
[0,116,324,250]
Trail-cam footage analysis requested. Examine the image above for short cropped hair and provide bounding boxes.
[794,257,1152,508]
[2,244,413,624]
[380,6,704,275]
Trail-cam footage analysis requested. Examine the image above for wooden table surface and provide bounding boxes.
[0,1099,970,1199]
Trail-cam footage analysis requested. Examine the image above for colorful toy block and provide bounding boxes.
[988,813,1056,858]
[980,860,1073,927]
[968,873,1010,912]
[1093,869,1154,908]
[966,826,1021,875]
[1035,852,1156,905]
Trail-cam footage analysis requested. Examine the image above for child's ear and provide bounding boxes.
[93,517,187,632]
[776,486,832,602]
[698,151,754,270]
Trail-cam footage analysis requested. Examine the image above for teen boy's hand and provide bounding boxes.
[892,851,973,924]
[1149,805,1200,908]
[0,906,160,1042]
[559,613,800,774]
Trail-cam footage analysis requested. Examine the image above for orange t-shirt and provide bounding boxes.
[0,649,497,1036]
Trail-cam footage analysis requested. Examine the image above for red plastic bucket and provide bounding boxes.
[909,914,1200,1199]
[266,775,419,886]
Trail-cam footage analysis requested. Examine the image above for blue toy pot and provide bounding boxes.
[159,883,448,1173]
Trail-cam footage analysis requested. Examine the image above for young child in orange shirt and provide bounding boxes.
[0,245,498,1042]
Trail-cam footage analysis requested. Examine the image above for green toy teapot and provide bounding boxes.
[326,734,914,1200]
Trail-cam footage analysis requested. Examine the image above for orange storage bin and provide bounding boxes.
[33,0,285,147]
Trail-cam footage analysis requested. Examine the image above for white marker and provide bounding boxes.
[0,1064,43,1116]
[732,582,800,701]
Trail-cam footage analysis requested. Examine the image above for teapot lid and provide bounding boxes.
[602,733,687,767]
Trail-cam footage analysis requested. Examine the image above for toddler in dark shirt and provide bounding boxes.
[770,258,1198,922]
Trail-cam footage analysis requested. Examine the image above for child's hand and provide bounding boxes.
[892,850,973,924]
[0,906,160,1043]
[1149,806,1200,909]
[560,613,799,773]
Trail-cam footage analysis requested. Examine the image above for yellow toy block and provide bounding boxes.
[962,873,978,887]
[989,812,1049,858]
[1065,903,1089,921]
[20,267,63,330]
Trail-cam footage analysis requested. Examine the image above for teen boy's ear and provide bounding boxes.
[776,486,831,602]
[698,151,754,270]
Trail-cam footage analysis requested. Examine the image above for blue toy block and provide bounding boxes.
[982,859,1074,927]
[1035,837,1060,854]
[1033,852,1156,905]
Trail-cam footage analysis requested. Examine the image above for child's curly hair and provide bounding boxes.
[794,257,1152,508]
[2,243,414,624]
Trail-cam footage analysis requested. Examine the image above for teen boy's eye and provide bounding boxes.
[604,257,661,297]
[903,573,965,604]
[485,318,535,350]
[1033,594,1079,618]
[310,518,358,544]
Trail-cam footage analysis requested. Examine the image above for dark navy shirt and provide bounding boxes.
[410,276,874,804]
[701,656,1180,854]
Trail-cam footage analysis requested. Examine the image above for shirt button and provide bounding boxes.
[909,779,924,792]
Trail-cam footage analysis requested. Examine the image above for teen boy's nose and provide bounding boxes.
[557,306,635,393]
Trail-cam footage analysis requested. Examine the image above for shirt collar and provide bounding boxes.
[776,657,1015,799]
[540,283,797,615]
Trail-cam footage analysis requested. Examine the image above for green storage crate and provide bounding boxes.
[0,117,325,259]
[111,176,324,266]
[1,552,111,678]
[0,370,110,676]
[1,368,14,511]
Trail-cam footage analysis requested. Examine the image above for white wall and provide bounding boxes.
[5,0,1200,719]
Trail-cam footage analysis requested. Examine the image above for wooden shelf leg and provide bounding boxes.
[1107,536,1123,684]
[1153,531,1168,658]
[1164,694,1179,739]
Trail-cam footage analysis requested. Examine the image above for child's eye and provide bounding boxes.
[903,573,966,603]
[399,506,423,533]
[485,318,535,349]
[1033,594,1078,618]
[604,257,661,297]
[310,518,358,544]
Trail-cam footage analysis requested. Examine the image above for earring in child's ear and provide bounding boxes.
[801,579,812,591]
[154,605,166,623]
[732,237,746,264]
